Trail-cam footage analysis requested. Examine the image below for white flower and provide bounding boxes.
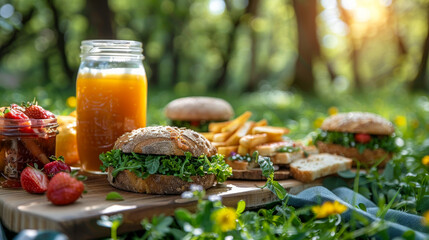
[192,228,203,236]
[208,195,222,202]
[181,191,194,199]
[190,184,203,192]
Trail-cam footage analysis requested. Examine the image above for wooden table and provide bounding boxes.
[0,173,320,239]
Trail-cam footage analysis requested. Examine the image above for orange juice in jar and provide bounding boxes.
[76,40,147,173]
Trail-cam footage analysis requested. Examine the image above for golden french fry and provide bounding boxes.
[252,126,289,135]
[200,132,214,141]
[221,111,252,133]
[225,121,254,146]
[239,134,269,148]
[212,142,228,148]
[254,119,268,127]
[217,146,238,157]
[213,132,233,142]
[252,126,289,142]
[208,121,231,133]
[237,145,249,156]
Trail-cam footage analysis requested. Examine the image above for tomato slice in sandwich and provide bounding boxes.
[354,133,371,144]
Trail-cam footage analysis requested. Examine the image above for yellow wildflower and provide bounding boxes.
[328,107,338,116]
[333,200,347,214]
[422,156,429,166]
[66,96,77,108]
[312,201,347,219]
[313,117,325,129]
[212,207,237,232]
[394,115,407,127]
[422,211,429,225]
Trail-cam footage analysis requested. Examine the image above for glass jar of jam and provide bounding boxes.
[76,40,147,173]
[0,118,58,187]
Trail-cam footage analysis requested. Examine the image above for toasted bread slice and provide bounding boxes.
[290,154,352,183]
[272,151,304,165]
[302,145,319,155]
[316,141,391,167]
[254,140,297,156]
[225,159,248,170]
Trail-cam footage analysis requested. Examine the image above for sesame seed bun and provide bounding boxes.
[113,126,217,157]
[321,112,394,135]
[165,97,234,121]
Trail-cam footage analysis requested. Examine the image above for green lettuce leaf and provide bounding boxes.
[99,150,232,183]
[313,130,399,153]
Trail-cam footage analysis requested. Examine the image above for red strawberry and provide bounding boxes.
[47,172,84,205]
[24,105,55,119]
[43,158,71,179]
[4,108,29,120]
[3,108,33,133]
[10,104,25,112]
[354,133,371,144]
[20,166,49,194]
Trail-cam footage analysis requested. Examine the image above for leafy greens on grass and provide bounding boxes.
[254,151,287,200]
[314,130,399,153]
[99,150,232,183]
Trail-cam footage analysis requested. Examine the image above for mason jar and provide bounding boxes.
[76,40,147,173]
[0,118,58,187]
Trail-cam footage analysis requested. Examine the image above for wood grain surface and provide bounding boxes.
[229,169,290,180]
[0,173,320,239]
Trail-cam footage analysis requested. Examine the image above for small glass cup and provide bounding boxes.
[0,118,58,188]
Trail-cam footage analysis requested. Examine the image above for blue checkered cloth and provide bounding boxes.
[287,186,428,239]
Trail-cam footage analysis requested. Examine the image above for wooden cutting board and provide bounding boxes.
[0,173,321,240]
[229,169,290,180]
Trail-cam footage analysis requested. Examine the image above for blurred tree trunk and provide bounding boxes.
[412,6,429,91]
[86,0,115,39]
[291,0,320,93]
[338,2,361,90]
[47,0,74,85]
[213,0,241,89]
[244,0,261,92]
